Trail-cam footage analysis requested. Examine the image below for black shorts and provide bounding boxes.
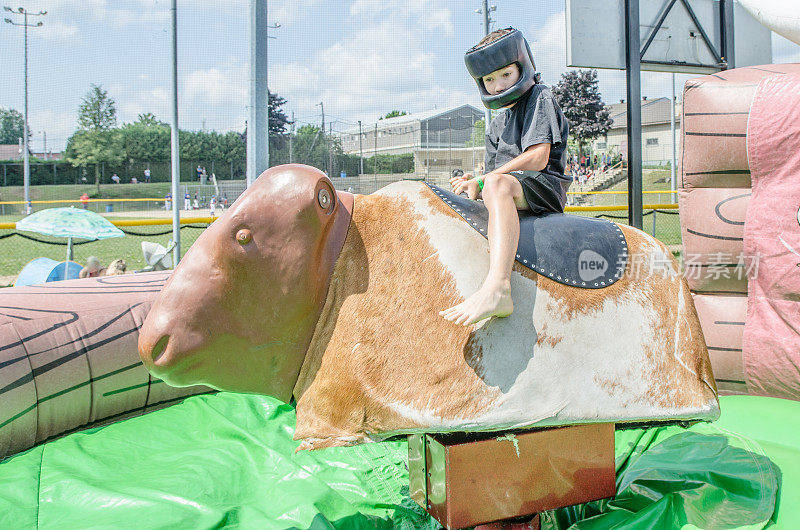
[509,170,570,215]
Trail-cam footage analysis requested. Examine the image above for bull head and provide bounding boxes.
[138,164,352,401]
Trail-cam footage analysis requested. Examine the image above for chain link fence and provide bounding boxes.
[0,222,210,285]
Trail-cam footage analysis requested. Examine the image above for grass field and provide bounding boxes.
[0,170,684,281]
[0,224,209,281]
[0,182,174,202]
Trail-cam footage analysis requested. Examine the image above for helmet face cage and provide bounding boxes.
[464,28,537,110]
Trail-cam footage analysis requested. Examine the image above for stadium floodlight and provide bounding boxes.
[4,6,46,215]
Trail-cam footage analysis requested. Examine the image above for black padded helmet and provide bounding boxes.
[464,28,539,110]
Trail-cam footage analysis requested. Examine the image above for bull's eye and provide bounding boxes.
[236,229,252,245]
[318,188,332,211]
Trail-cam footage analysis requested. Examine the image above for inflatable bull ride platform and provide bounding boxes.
[3,66,800,528]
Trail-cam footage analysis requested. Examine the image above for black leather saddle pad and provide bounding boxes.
[425,183,628,289]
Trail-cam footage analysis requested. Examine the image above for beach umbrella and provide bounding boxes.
[16,206,125,264]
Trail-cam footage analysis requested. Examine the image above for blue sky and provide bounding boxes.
[2,0,799,151]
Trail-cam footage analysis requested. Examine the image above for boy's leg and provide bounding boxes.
[440,173,528,326]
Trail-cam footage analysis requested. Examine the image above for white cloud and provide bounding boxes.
[29,108,77,152]
[114,85,171,124]
[270,20,470,126]
[184,67,248,108]
[349,0,453,36]
[38,21,79,40]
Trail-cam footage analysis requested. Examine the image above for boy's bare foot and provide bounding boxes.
[439,279,513,326]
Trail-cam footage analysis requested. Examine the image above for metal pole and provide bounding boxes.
[289,111,294,163]
[4,8,44,214]
[23,11,30,213]
[328,121,333,177]
[247,0,269,187]
[670,73,677,203]
[374,123,378,175]
[170,0,181,265]
[425,120,429,177]
[624,0,643,229]
[448,116,452,174]
[720,0,735,69]
[652,209,657,236]
[358,120,364,175]
[471,114,476,173]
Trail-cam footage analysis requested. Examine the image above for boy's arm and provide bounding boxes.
[487,142,550,175]
[458,143,550,200]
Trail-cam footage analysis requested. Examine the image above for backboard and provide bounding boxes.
[566,0,772,73]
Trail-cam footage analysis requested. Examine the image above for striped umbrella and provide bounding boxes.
[17,206,124,265]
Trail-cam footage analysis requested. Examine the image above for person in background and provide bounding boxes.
[130,176,138,184]
[184,191,191,210]
[165,192,171,210]
[80,192,90,209]
[111,173,120,184]
[106,259,127,275]
[209,195,216,217]
[79,256,103,278]
[144,167,151,183]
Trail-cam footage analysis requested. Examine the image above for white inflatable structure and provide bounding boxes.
[739,0,800,46]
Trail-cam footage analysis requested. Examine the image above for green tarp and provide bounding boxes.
[0,394,797,529]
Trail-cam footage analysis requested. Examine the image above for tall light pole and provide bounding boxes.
[475,1,496,131]
[247,0,280,187]
[5,6,46,215]
[358,120,364,175]
[169,0,180,265]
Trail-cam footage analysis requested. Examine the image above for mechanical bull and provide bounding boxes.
[139,164,719,450]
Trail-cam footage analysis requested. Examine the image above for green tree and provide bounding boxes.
[552,69,612,158]
[122,121,171,163]
[466,119,485,147]
[218,131,246,177]
[68,84,121,193]
[135,112,167,127]
[65,129,125,193]
[268,91,290,136]
[0,107,25,145]
[78,84,117,131]
[380,110,407,120]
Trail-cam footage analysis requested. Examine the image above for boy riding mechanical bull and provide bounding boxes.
[442,27,571,326]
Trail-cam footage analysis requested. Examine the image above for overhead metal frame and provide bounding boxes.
[624,0,734,228]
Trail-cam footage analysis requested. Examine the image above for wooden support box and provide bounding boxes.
[408,423,616,529]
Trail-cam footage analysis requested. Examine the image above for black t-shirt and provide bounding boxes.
[485,84,571,183]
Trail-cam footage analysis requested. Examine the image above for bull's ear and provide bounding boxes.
[313,178,337,217]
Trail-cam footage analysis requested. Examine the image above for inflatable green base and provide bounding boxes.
[0,394,796,529]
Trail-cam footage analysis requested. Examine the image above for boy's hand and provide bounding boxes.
[450,173,480,200]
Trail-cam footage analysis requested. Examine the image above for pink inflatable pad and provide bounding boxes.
[0,272,211,458]
[679,188,749,294]
[681,64,800,189]
[692,293,747,395]
[742,73,800,401]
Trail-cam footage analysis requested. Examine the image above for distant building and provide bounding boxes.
[591,97,682,165]
[341,105,486,177]
[0,144,62,161]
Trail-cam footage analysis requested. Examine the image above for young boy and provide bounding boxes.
[440,27,570,326]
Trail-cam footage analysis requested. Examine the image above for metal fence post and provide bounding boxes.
[652,209,657,236]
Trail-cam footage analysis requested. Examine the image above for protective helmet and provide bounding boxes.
[464,28,540,110]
